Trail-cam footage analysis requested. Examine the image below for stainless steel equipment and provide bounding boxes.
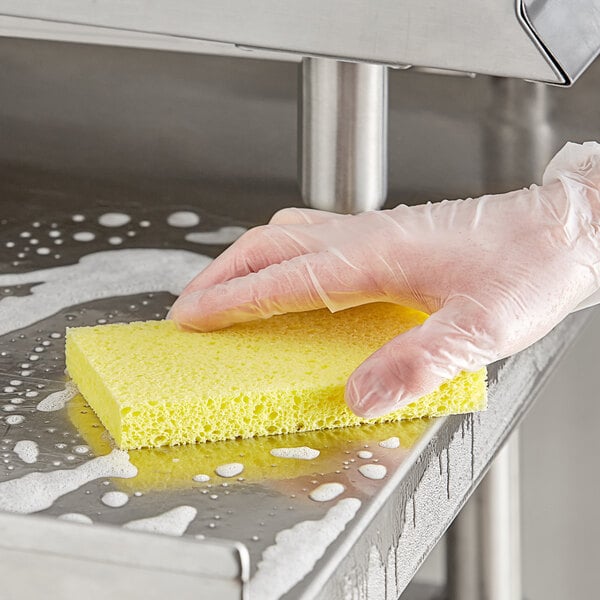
[1,1,599,210]
[0,2,598,598]
[299,59,387,212]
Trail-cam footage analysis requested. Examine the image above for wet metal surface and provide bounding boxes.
[0,38,598,599]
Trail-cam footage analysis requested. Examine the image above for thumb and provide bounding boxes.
[345,298,496,418]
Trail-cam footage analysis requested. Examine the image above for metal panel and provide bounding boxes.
[0,0,561,81]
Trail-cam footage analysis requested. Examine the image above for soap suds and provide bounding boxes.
[185,226,247,245]
[0,450,137,513]
[379,437,400,449]
[73,231,95,242]
[101,491,129,508]
[249,498,361,600]
[270,447,320,460]
[192,474,210,483]
[309,482,345,502]
[36,382,78,412]
[358,450,373,459]
[123,506,197,536]
[58,513,93,524]
[358,464,388,480]
[167,211,200,228]
[0,249,210,335]
[98,213,131,227]
[13,440,39,464]
[215,463,244,478]
[5,415,24,425]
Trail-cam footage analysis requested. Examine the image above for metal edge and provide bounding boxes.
[0,510,250,583]
[516,0,569,86]
[292,309,593,599]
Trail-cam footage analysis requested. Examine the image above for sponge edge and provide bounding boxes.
[66,303,487,450]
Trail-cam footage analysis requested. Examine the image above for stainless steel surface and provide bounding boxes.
[0,511,248,600]
[0,38,599,599]
[0,214,589,599]
[1,1,599,84]
[447,434,521,600]
[444,73,548,600]
[299,58,387,212]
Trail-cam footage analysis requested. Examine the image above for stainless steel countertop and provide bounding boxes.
[0,181,593,600]
[0,37,598,600]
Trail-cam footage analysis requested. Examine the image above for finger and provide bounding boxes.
[170,250,382,332]
[177,211,355,300]
[177,224,313,299]
[269,207,347,225]
[345,298,497,418]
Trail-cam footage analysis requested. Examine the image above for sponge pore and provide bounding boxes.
[65,303,487,450]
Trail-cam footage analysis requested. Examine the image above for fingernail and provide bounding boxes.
[345,369,409,419]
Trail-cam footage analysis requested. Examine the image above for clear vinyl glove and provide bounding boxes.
[170,142,600,419]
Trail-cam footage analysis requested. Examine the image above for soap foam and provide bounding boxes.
[358,464,387,480]
[0,450,137,513]
[167,211,200,228]
[0,249,210,336]
[98,213,131,228]
[270,447,320,460]
[249,498,361,600]
[101,491,129,508]
[36,382,79,412]
[185,226,247,245]
[5,415,24,425]
[309,482,345,502]
[58,513,93,524]
[215,463,244,478]
[379,436,400,449]
[123,505,197,536]
[13,440,39,464]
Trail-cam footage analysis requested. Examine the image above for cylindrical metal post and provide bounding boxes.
[299,57,388,213]
[447,433,521,600]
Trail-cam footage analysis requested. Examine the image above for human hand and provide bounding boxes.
[170,142,600,418]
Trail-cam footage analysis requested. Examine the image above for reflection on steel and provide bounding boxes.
[299,58,388,213]
[447,433,521,600]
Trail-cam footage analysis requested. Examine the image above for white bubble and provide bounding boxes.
[215,463,244,478]
[73,232,95,242]
[98,213,131,227]
[5,415,24,425]
[108,236,123,245]
[139,220,151,227]
[185,226,247,245]
[48,231,61,238]
[167,211,200,228]
[6,242,15,248]
[20,232,31,238]
[101,491,129,508]
[36,247,51,255]
[309,482,345,502]
[72,214,85,222]
[58,513,93,524]
[358,464,387,480]
[379,437,400,449]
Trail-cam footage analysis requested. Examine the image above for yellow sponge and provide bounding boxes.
[68,392,432,491]
[65,303,487,450]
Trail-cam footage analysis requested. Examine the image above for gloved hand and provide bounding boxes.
[170,142,600,419]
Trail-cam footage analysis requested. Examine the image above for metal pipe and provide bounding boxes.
[299,57,388,213]
[447,432,522,600]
